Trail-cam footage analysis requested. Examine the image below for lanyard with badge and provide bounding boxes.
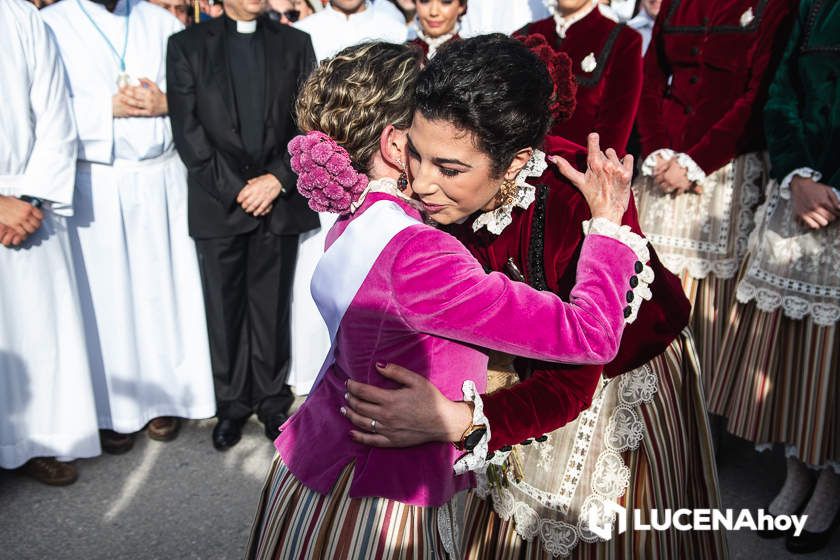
[75,0,133,87]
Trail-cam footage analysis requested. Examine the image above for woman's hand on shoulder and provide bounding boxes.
[549,133,633,224]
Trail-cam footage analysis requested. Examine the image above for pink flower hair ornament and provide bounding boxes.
[288,131,369,214]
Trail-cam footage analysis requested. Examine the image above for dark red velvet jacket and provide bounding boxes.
[447,136,690,451]
[638,0,797,174]
[516,10,643,155]
[407,34,461,57]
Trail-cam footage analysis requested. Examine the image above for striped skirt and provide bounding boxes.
[681,274,736,397]
[246,457,463,559]
[633,153,767,396]
[709,301,840,470]
[461,331,728,559]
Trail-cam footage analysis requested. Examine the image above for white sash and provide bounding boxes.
[307,200,420,396]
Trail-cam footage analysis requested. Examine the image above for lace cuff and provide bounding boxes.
[453,380,510,475]
[641,149,675,176]
[582,218,654,323]
[779,167,822,201]
[674,153,707,184]
[640,149,707,184]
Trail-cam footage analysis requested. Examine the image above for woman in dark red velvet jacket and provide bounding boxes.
[342,38,727,558]
[515,0,643,154]
[632,0,797,394]
[407,0,465,58]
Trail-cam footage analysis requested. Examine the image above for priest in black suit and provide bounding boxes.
[167,0,318,450]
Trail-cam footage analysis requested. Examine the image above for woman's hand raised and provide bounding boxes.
[549,133,634,224]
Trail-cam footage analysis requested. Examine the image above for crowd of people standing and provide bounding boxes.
[1,0,838,558]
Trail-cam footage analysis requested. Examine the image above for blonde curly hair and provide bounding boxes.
[296,42,424,173]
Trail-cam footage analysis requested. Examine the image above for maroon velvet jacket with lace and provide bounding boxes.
[448,136,690,451]
[637,0,797,174]
[515,9,643,155]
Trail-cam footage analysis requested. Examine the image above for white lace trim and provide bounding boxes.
[350,177,423,214]
[436,495,463,559]
[480,365,658,556]
[414,22,459,58]
[736,281,840,326]
[472,149,548,235]
[641,149,707,184]
[453,380,510,475]
[582,218,654,323]
[779,167,822,201]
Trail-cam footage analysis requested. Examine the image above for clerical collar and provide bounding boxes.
[224,15,258,34]
[553,0,597,38]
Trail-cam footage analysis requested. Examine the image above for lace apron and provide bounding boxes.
[474,364,658,557]
[632,152,767,280]
[737,179,840,324]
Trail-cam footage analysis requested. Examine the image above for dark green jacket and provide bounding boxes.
[764,0,840,187]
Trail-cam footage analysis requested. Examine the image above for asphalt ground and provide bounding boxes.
[1,416,838,559]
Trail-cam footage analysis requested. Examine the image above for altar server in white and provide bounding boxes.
[42,0,215,454]
[459,0,550,36]
[0,0,100,486]
[289,0,407,395]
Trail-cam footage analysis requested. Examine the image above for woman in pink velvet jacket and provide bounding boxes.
[247,37,651,559]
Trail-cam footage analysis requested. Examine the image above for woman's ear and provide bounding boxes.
[504,147,534,181]
[379,124,408,170]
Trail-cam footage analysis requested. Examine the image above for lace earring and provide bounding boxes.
[396,157,409,192]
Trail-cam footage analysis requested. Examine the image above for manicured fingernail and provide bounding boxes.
[344,392,349,401]
[376,361,386,368]
[340,406,346,416]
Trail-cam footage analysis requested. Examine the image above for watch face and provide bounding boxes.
[464,427,487,451]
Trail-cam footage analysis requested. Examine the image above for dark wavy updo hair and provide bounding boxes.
[414,34,555,178]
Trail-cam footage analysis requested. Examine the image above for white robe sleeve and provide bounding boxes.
[0,9,78,215]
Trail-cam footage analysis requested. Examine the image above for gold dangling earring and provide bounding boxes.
[396,157,409,192]
[497,178,517,206]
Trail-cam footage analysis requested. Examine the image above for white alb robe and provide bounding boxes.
[42,0,216,433]
[371,0,408,26]
[460,0,551,37]
[0,0,100,468]
[294,2,408,62]
[289,3,408,394]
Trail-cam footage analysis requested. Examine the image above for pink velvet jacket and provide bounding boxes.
[274,192,640,507]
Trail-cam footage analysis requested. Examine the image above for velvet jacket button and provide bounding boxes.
[634,261,644,273]
[626,291,635,303]
[630,275,639,288]
[623,307,632,318]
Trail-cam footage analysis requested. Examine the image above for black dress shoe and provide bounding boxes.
[212,417,246,451]
[262,414,288,441]
[785,510,840,554]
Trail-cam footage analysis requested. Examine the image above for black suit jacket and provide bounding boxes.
[167,17,319,239]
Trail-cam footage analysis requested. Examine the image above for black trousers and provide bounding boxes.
[195,223,299,422]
